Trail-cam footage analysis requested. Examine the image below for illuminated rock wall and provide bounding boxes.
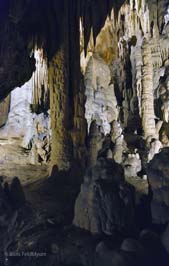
[0,49,51,168]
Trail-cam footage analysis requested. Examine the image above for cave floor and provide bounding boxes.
[0,163,49,185]
[0,137,79,225]
[0,138,49,184]
[23,172,80,226]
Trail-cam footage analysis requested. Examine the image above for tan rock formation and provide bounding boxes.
[141,39,156,139]
[49,46,73,171]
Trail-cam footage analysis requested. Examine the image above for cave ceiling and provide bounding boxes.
[0,0,168,101]
[0,0,126,101]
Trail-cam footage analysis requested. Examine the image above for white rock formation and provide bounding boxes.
[0,48,51,167]
[85,55,118,135]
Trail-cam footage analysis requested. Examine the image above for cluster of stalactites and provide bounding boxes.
[80,0,125,55]
[31,47,49,114]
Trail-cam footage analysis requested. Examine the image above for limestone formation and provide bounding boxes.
[85,55,118,135]
[111,121,126,164]
[31,48,49,114]
[141,39,156,139]
[0,1,168,266]
[49,45,73,171]
[73,158,135,235]
[87,121,104,167]
[0,53,51,173]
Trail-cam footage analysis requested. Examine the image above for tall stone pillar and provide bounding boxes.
[141,39,156,139]
[49,2,73,171]
[49,47,73,171]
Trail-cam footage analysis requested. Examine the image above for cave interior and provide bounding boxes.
[0,0,169,265]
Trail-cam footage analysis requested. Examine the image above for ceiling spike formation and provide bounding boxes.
[80,0,125,55]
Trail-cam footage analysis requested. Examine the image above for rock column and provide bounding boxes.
[141,39,156,139]
[49,3,73,171]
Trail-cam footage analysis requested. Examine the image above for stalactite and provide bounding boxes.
[80,0,125,54]
[31,48,49,114]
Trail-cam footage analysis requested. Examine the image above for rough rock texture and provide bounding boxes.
[49,45,73,171]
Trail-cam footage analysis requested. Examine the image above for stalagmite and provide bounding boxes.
[87,121,103,167]
[141,39,156,139]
